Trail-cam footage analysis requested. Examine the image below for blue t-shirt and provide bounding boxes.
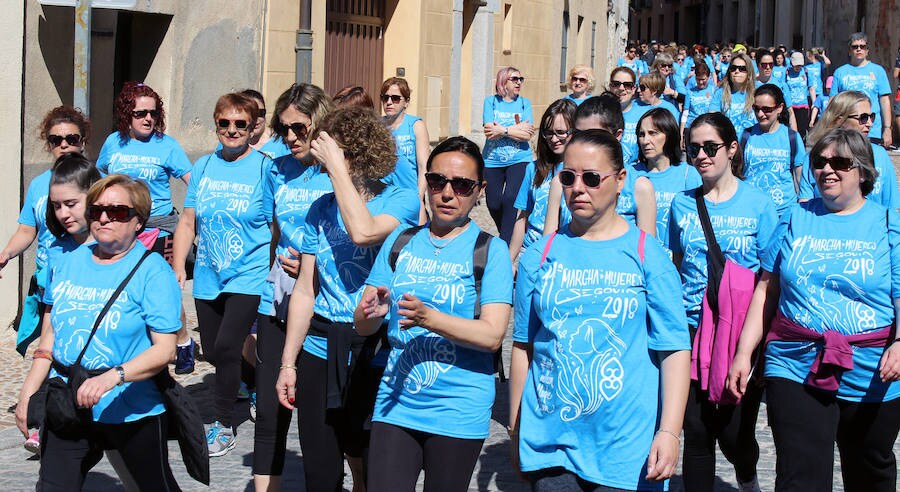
[384,114,423,190]
[631,163,702,249]
[185,150,274,300]
[514,161,571,250]
[635,99,680,124]
[755,76,792,106]
[43,243,181,423]
[741,124,806,215]
[812,95,830,120]
[97,133,192,217]
[617,58,649,78]
[773,65,788,81]
[805,61,824,97]
[257,136,292,160]
[762,200,900,402]
[683,84,717,127]
[622,103,652,166]
[482,95,534,168]
[513,225,689,490]
[668,182,777,326]
[615,165,644,227]
[258,156,333,316]
[831,62,892,139]
[300,186,419,358]
[799,143,900,211]
[45,235,85,270]
[564,94,590,106]
[711,88,757,135]
[367,224,513,439]
[18,169,54,269]
[784,68,813,108]
[662,73,686,111]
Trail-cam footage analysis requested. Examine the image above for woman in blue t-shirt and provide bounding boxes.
[380,77,431,223]
[565,64,595,105]
[274,107,419,492]
[711,54,758,135]
[671,112,777,492]
[173,93,274,458]
[510,129,691,491]
[482,66,535,243]
[729,128,900,490]
[20,174,182,490]
[741,84,806,216]
[508,98,576,263]
[355,136,513,490]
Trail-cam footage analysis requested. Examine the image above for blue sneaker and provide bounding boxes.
[205,421,236,457]
[249,391,257,422]
[237,381,250,400]
[174,338,196,375]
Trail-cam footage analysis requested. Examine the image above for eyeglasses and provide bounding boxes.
[381,94,404,104]
[639,84,650,92]
[687,142,728,160]
[558,169,616,188]
[676,57,685,62]
[609,80,636,90]
[729,65,748,73]
[131,109,160,119]
[759,62,774,68]
[541,128,574,140]
[47,134,82,147]
[510,76,525,83]
[424,172,479,197]
[571,76,589,83]
[846,112,876,125]
[217,119,250,131]
[752,104,780,114]
[811,155,857,171]
[850,44,868,51]
[659,63,673,69]
[87,204,138,222]
[257,109,267,118]
[278,122,310,140]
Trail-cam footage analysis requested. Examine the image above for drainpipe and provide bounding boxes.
[75,0,91,113]
[296,0,313,83]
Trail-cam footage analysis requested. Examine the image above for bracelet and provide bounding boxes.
[656,429,680,443]
[280,364,297,371]
[504,126,509,136]
[115,366,126,386]
[32,349,52,361]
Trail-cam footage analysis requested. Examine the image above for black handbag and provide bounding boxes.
[44,250,152,438]
[154,370,210,484]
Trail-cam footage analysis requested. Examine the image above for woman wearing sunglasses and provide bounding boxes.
[669,112,777,492]
[800,91,900,212]
[511,129,689,491]
[173,92,274,458]
[354,136,512,491]
[1,106,91,358]
[23,173,182,490]
[636,72,680,123]
[482,66,535,244]
[729,128,900,491]
[610,66,649,166]
[711,54,758,136]
[275,106,419,492]
[740,84,806,217]
[508,99,576,263]
[564,65,595,106]
[97,82,197,374]
[681,62,717,141]
[652,52,685,114]
[251,83,334,491]
[618,43,650,79]
[240,89,292,160]
[381,77,431,223]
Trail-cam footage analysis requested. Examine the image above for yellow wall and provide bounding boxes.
[263,0,300,105]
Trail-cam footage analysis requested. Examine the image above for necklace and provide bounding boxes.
[427,223,470,256]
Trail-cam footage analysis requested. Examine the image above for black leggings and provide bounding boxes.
[367,421,484,492]
[485,162,528,243]
[38,413,179,491]
[681,379,762,491]
[195,293,259,427]
[297,349,383,492]
[529,467,630,492]
[793,106,810,140]
[252,315,295,476]
[766,377,900,492]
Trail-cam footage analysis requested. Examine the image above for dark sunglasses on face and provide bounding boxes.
[542,128,574,140]
[558,169,615,188]
[812,155,857,171]
[846,112,876,125]
[850,44,868,50]
[217,119,250,130]
[131,109,160,119]
[609,80,636,90]
[639,85,650,92]
[729,65,748,73]
[759,62,774,68]
[257,109,267,118]
[510,76,525,83]
[752,104,779,114]
[87,204,138,222]
[381,94,404,104]
[278,122,309,140]
[424,172,479,197]
[659,63,673,69]
[47,134,82,147]
[571,76,589,83]
[687,141,727,160]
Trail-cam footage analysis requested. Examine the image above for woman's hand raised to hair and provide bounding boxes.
[310,131,349,176]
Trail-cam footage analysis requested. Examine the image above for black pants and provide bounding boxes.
[485,162,527,243]
[195,293,259,427]
[367,421,484,492]
[298,349,383,492]
[252,315,295,476]
[529,467,631,492]
[793,106,810,140]
[681,379,762,491]
[38,413,180,491]
[766,377,900,492]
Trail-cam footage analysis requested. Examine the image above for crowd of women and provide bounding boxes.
[1,29,899,492]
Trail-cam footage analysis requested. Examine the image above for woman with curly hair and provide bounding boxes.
[565,65,595,106]
[275,106,419,492]
[97,82,196,373]
[711,54,758,135]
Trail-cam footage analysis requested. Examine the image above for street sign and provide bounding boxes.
[37,0,137,8]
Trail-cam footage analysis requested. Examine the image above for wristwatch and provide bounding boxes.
[504,126,509,136]
[115,366,126,386]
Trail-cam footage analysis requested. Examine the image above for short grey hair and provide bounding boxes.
[809,128,877,196]
[848,32,868,46]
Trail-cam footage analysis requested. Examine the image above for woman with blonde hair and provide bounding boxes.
[711,53,757,135]
[637,72,680,122]
[565,65,595,106]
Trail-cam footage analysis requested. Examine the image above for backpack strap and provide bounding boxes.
[786,128,799,165]
[539,231,558,267]
[638,230,646,263]
[739,128,751,151]
[472,231,492,319]
[388,225,426,271]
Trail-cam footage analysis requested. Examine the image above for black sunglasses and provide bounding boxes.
[609,80,636,90]
[257,108,267,118]
[424,172,479,197]
[850,44,868,51]
[277,122,310,140]
[131,109,160,119]
[687,142,728,160]
[659,63,673,69]
[846,112,876,125]
[558,169,615,188]
[87,204,138,222]
[47,134,82,147]
[729,65,749,73]
[571,76,589,83]
[510,76,525,83]
[811,156,857,171]
[217,119,250,130]
[381,94,404,104]
[752,104,779,114]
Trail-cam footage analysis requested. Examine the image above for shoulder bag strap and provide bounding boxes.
[694,188,726,311]
[388,225,426,271]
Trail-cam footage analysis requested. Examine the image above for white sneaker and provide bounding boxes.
[205,421,236,457]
